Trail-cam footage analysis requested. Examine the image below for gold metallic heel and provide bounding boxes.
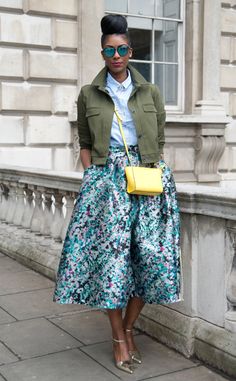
[125,328,142,364]
[112,337,134,374]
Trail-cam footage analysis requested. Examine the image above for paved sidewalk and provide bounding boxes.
[0,251,232,381]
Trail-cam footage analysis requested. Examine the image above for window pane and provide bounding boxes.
[155,0,180,19]
[104,0,128,13]
[128,16,152,30]
[129,28,151,60]
[155,21,178,62]
[129,0,155,16]
[164,0,180,19]
[155,63,178,105]
[130,62,151,82]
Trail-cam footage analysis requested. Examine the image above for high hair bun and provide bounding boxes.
[101,14,128,35]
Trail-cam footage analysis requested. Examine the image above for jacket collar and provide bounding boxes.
[91,63,148,90]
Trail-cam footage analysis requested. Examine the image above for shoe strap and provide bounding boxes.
[112,337,125,343]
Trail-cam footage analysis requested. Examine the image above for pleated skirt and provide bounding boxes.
[53,145,184,308]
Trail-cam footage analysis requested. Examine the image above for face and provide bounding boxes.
[101,34,132,78]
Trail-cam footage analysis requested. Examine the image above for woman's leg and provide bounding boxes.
[106,308,131,362]
[123,296,145,351]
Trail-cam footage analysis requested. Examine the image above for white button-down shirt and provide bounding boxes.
[105,70,138,146]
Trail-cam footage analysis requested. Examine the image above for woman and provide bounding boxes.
[53,14,183,375]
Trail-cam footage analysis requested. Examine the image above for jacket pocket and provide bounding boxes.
[141,104,159,152]
[85,107,103,153]
[142,104,157,113]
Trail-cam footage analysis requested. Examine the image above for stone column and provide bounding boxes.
[71,0,104,170]
[78,0,104,87]
[193,0,228,183]
[195,0,225,114]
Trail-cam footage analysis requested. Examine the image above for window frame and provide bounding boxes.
[104,0,185,113]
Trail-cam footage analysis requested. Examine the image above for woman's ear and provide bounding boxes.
[129,48,133,58]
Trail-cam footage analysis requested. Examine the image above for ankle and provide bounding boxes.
[123,321,133,330]
[112,330,126,341]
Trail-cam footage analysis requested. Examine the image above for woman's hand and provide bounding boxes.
[80,149,92,170]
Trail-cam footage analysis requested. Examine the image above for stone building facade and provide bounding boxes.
[220,0,236,181]
[0,0,235,184]
[0,1,236,378]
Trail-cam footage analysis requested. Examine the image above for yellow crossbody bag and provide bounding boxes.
[114,109,163,196]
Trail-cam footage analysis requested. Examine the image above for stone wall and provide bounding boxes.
[0,0,233,184]
[220,0,236,179]
[0,0,78,171]
[0,0,104,173]
[136,183,236,378]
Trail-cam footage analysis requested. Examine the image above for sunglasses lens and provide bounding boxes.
[103,47,115,58]
[117,45,129,56]
[103,45,130,58]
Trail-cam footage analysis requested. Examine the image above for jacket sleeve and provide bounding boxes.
[77,87,92,150]
[151,85,166,154]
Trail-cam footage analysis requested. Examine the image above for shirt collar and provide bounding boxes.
[106,69,132,90]
[91,64,148,89]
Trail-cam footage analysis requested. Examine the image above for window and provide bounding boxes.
[104,0,185,111]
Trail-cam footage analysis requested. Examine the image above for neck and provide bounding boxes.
[109,69,128,83]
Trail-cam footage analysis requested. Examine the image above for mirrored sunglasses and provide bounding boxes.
[102,44,130,58]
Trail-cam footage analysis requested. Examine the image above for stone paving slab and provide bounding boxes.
[0,342,18,365]
[49,309,112,345]
[143,365,230,380]
[0,256,30,274]
[0,288,87,320]
[81,334,199,381]
[0,251,234,381]
[0,317,82,360]
[0,307,16,325]
[0,348,119,381]
[0,270,54,296]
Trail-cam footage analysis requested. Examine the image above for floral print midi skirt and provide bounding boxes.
[53,145,184,309]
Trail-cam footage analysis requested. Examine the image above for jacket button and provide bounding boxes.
[138,134,142,138]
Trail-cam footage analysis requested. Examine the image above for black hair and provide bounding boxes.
[101,14,131,47]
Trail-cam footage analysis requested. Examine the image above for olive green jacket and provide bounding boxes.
[77,64,166,165]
